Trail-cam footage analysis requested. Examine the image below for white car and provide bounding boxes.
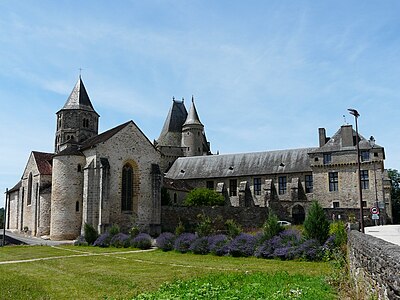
[278,221,292,226]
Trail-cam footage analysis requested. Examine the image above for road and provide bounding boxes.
[365,225,400,246]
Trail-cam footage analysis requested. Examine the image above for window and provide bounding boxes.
[305,175,313,193]
[361,170,369,190]
[323,153,332,164]
[362,201,367,208]
[254,178,261,195]
[278,176,287,195]
[374,152,379,157]
[361,151,370,162]
[229,179,237,196]
[333,201,340,208]
[121,164,133,211]
[206,181,214,190]
[82,118,89,128]
[76,201,80,212]
[27,172,33,205]
[329,172,338,191]
[77,164,82,172]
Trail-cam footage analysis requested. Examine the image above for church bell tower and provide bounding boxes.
[54,76,99,153]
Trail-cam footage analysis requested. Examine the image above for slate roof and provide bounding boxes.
[183,97,203,127]
[53,144,84,157]
[311,126,384,153]
[58,76,98,115]
[157,100,187,146]
[166,148,316,180]
[80,121,131,150]
[32,151,53,175]
[8,180,22,193]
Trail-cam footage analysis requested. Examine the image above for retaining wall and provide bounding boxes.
[348,231,400,299]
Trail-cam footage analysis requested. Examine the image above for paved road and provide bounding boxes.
[2,230,74,246]
[365,225,400,246]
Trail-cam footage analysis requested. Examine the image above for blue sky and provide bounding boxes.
[1,1,400,207]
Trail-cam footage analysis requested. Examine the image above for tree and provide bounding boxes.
[303,201,330,245]
[387,169,400,224]
[184,188,225,206]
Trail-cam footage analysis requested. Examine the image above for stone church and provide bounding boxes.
[5,77,392,240]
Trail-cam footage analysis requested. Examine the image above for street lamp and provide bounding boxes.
[348,108,364,233]
[369,136,380,226]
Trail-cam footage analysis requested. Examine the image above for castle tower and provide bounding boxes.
[50,146,85,240]
[54,76,99,153]
[181,97,208,157]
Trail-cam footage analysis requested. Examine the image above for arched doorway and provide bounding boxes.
[292,204,305,224]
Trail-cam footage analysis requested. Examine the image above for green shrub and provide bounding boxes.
[175,221,185,236]
[184,188,224,206]
[304,201,330,244]
[195,214,214,237]
[329,221,347,248]
[262,212,283,240]
[108,224,120,237]
[83,223,98,245]
[225,219,242,238]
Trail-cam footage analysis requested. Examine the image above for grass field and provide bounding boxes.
[0,245,337,299]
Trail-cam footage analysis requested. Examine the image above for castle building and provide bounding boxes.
[5,77,393,240]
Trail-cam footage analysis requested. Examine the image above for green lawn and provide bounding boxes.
[0,245,336,299]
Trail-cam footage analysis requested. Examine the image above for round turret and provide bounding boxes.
[50,147,85,240]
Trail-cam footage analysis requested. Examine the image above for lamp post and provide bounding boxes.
[348,108,364,233]
[2,188,7,247]
[369,136,380,226]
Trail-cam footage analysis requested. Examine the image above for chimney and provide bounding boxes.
[341,125,354,147]
[319,128,327,147]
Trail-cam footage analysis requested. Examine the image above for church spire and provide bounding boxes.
[59,76,98,114]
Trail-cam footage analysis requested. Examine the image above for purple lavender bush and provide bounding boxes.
[298,238,322,261]
[110,233,130,248]
[228,233,257,257]
[189,237,210,254]
[156,232,176,251]
[93,232,111,247]
[208,234,229,256]
[131,233,152,249]
[174,233,196,253]
[272,229,303,260]
[254,236,279,259]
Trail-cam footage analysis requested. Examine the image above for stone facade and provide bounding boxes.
[348,231,400,299]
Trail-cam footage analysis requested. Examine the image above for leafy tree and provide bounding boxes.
[304,201,330,245]
[388,169,400,224]
[83,223,98,245]
[184,188,224,206]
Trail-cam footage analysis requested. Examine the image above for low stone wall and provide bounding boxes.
[348,231,400,300]
[161,206,269,232]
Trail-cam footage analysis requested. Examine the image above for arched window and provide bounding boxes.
[27,173,33,205]
[77,164,82,172]
[121,164,133,211]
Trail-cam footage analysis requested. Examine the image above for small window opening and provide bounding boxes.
[77,164,82,172]
[76,201,80,212]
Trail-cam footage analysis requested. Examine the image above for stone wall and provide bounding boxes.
[348,231,400,300]
[161,206,269,232]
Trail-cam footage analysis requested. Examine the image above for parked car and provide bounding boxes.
[278,220,292,226]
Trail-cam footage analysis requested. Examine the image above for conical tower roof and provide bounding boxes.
[183,96,203,127]
[58,76,98,115]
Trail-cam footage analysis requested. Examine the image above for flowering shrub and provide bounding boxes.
[228,233,257,257]
[189,237,210,254]
[208,234,229,256]
[156,232,176,251]
[174,233,196,253]
[297,239,322,261]
[93,232,111,247]
[131,233,152,249]
[110,233,130,248]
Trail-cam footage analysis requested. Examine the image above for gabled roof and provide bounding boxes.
[311,126,383,153]
[183,97,203,127]
[32,151,53,175]
[166,148,316,180]
[58,76,98,115]
[8,180,22,193]
[80,121,132,150]
[157,99,188,146]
